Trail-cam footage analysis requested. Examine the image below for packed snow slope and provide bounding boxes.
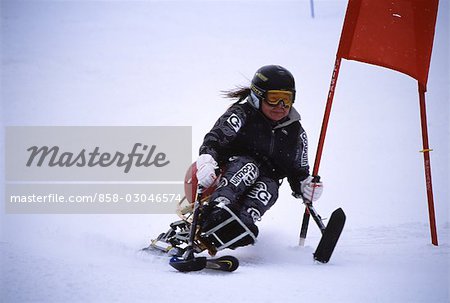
[1,1,449,302]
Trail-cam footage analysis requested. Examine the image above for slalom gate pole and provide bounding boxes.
[310,0,315,18]
[418,82,438,246]
[299,56,342,246]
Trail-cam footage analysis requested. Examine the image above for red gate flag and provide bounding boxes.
[337,0,439,90]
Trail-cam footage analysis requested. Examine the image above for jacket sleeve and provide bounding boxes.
[199,104,248,164]
[287,128,310,194]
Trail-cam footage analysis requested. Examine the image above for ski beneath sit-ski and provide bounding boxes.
[169,255,239,272]
[141,245,240,273]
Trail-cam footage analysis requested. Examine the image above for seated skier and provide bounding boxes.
[195,65,324,252]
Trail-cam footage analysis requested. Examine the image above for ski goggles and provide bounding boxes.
[264,90,294,108]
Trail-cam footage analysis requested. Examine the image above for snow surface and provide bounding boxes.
[1,0,449,302]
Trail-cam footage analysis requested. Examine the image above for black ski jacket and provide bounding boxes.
[199,101,310,195]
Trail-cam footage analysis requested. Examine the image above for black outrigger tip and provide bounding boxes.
[313,207,346,263]
[169,255,207,272]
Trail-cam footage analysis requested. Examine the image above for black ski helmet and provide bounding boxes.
[249,65,296,109]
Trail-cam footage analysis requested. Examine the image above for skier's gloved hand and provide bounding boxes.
[196,154,218,188]
[300,176,323,202]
